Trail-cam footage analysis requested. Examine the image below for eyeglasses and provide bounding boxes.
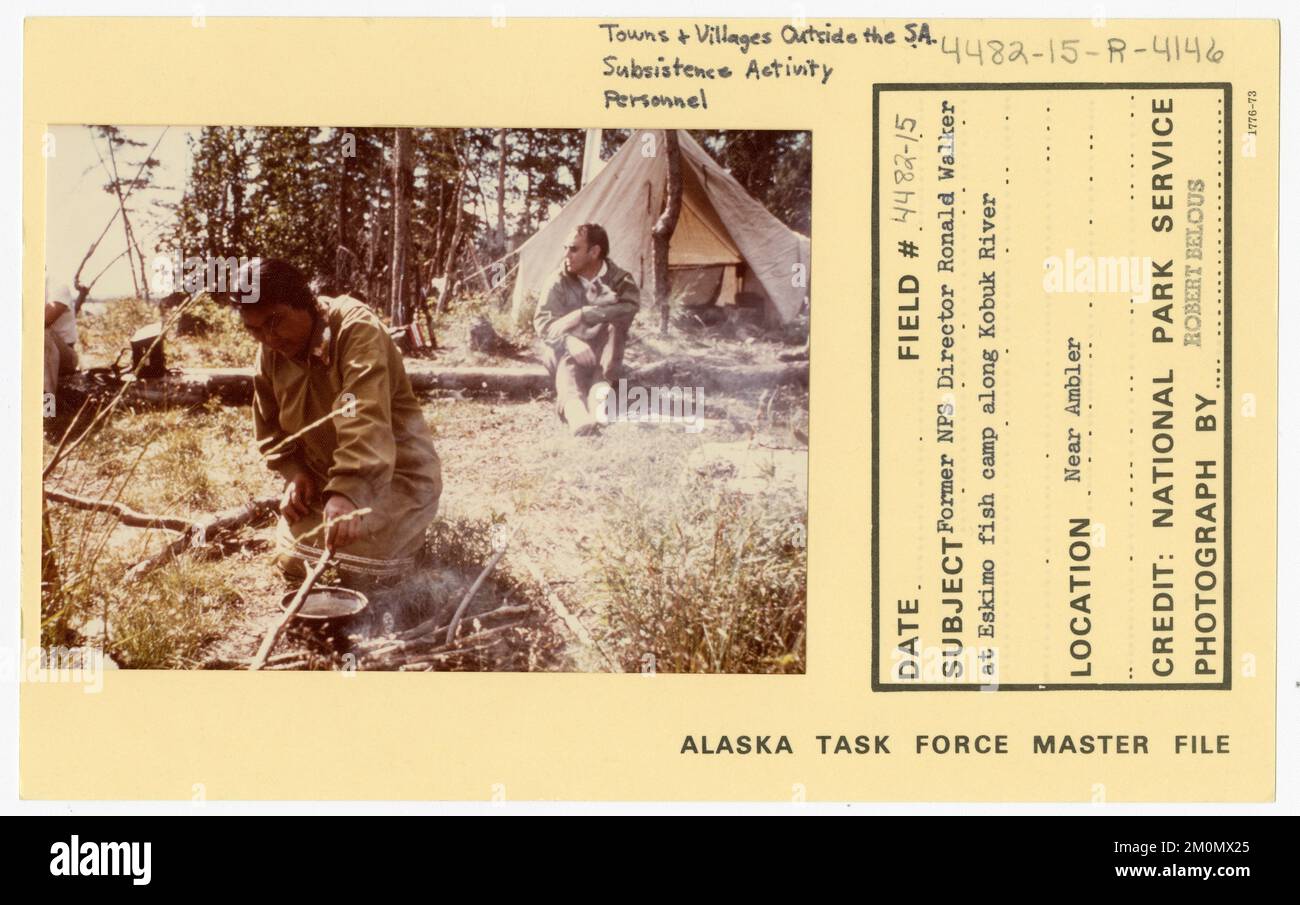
[245,309,288,343]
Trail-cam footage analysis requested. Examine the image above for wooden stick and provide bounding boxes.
[43,489,194,532]
[388,604,530,645]
[445,542,510,644]
[249,547,332,671]
[46,488,278,583]
[366,634,509,670]
[362,625,518,661]
[266,659,311,671]
[201,650,309,670]
[429,625,516,655]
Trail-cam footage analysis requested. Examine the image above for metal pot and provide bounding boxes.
[278,587,369,629]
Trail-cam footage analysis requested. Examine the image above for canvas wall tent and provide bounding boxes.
[509,129,810,327]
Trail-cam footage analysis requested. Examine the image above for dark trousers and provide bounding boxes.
[539,320,630,417]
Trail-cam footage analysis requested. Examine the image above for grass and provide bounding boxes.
[42,493,275,669]
[73,295,152,368]
[171,293,261,368]
[44,293,810,671]
[97,560,250,669]
[589,477,807,674]
[77,293,258,370]
[427,291,532,366]
[42,404,281,666]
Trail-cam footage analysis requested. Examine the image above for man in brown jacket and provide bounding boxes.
[233,258,441,584]
[533,223,640,435]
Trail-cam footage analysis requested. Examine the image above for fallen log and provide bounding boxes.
[411,359,810,397]
[57,358,809,409]
[59,367,258,409]
[406,362,548,396]
[627,359,809,394]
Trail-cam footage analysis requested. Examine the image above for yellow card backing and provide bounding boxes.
[22,17,1278,801]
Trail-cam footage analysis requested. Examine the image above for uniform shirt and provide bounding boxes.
[533,257,641,350]
[252,296,440,513]
[577,261,609,299]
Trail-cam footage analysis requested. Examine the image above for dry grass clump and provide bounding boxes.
[76,293,258,369]
[42,500,256,669]
[42,404,279,667]
[590,477,806,674]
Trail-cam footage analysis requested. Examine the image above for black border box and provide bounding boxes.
[871,83,1232,692]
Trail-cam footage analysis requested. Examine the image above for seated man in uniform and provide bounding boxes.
[231,258,441,586]
[533,223,640,436]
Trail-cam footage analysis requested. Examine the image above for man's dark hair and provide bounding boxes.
[230,258,315,311]
[577,223,609,260]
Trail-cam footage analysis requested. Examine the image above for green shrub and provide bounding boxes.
[169,293,259,368]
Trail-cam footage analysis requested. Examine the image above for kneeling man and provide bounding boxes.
[234,258,441,585]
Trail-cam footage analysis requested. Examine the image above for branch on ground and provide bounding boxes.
[43,488,279,583]
[43,488,195,532]
[122,496,279,584]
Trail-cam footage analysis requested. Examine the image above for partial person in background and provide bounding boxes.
[43,284,79,400]
[533,223,640,436]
